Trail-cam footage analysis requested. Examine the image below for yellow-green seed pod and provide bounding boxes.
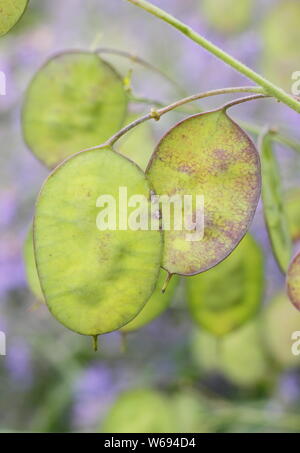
[121,270,178,332]
[260,131,292,273]
[22,51,128,168]
[117,114,155,171]
[147,109,261,277]
[187,234,264,336]
[263,292,300,369]
[101,389,175,433]
[171,390,214,433]
[191,320,272,388]
[287,254,300,312]
[0,0,28,37]
[34,148,163,337]
[23,227,43,302]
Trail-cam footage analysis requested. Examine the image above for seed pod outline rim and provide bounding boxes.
[22,49,129,169]
[286,252,300,311]
[33,146,164,335]
[146,107,262,277]
[0,0,29,37]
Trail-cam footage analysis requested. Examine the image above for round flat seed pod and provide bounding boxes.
[220,320,272,388]
[191,321,272,388]
[201,0,253,35]
[147,109,261,276]
[101,389,175,433]
[287,253,300,311]
[262,0,300,91]
[263,292,300,368]
[190,328,219,373]
[0,0,28,37]
[34,148,163,336]
[187,234,264,336]
[260,132,292,273]
[121,269,178,332]
[23,227,43,301]
[172,390,214,433]
[22,51,128,168]
[285,189,300,242]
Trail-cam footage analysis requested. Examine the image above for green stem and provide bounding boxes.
[83,86,266,151]
[130,93,300,153]
[222,94,269,111]
[126,0,300,114]
[102,87,267,147]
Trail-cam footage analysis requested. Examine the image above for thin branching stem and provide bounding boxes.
[126,0,300,114]
[83,86,268,150]
[222,94,270,110]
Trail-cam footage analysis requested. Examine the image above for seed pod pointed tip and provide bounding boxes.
[92,335,99,352]
[120,331,128,353]
[161,272,173,293]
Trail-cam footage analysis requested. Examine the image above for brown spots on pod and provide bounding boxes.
[287,253,300,311]
[147,110,261,276]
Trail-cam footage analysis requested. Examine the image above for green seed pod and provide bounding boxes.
[190,327,219,374]
[186,234,264,336]
[263,292,300,368]
[23,227,43,302]
[260,131,292,273]
[201,0,253,35]
[172,390,214,433]
[220,320,272,388]
[147,109,261,276]
[285,189,300,242]
[0,0,28,36]
[22,51,128,168]
[191,321,272,388]
[121,270,178,333]
[101,389,175,433]
[287,255,300,311]
[34,148,163,337]
[262,0,300,91]
[117,114,155,171]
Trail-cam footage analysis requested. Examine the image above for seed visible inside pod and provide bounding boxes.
[186,234,264,336]
[22,51,128,168]
[287,253,300,311]
[0,0,28,37]
[121,269,178,333]
[147,109,261,276]
[34,148,163,337]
